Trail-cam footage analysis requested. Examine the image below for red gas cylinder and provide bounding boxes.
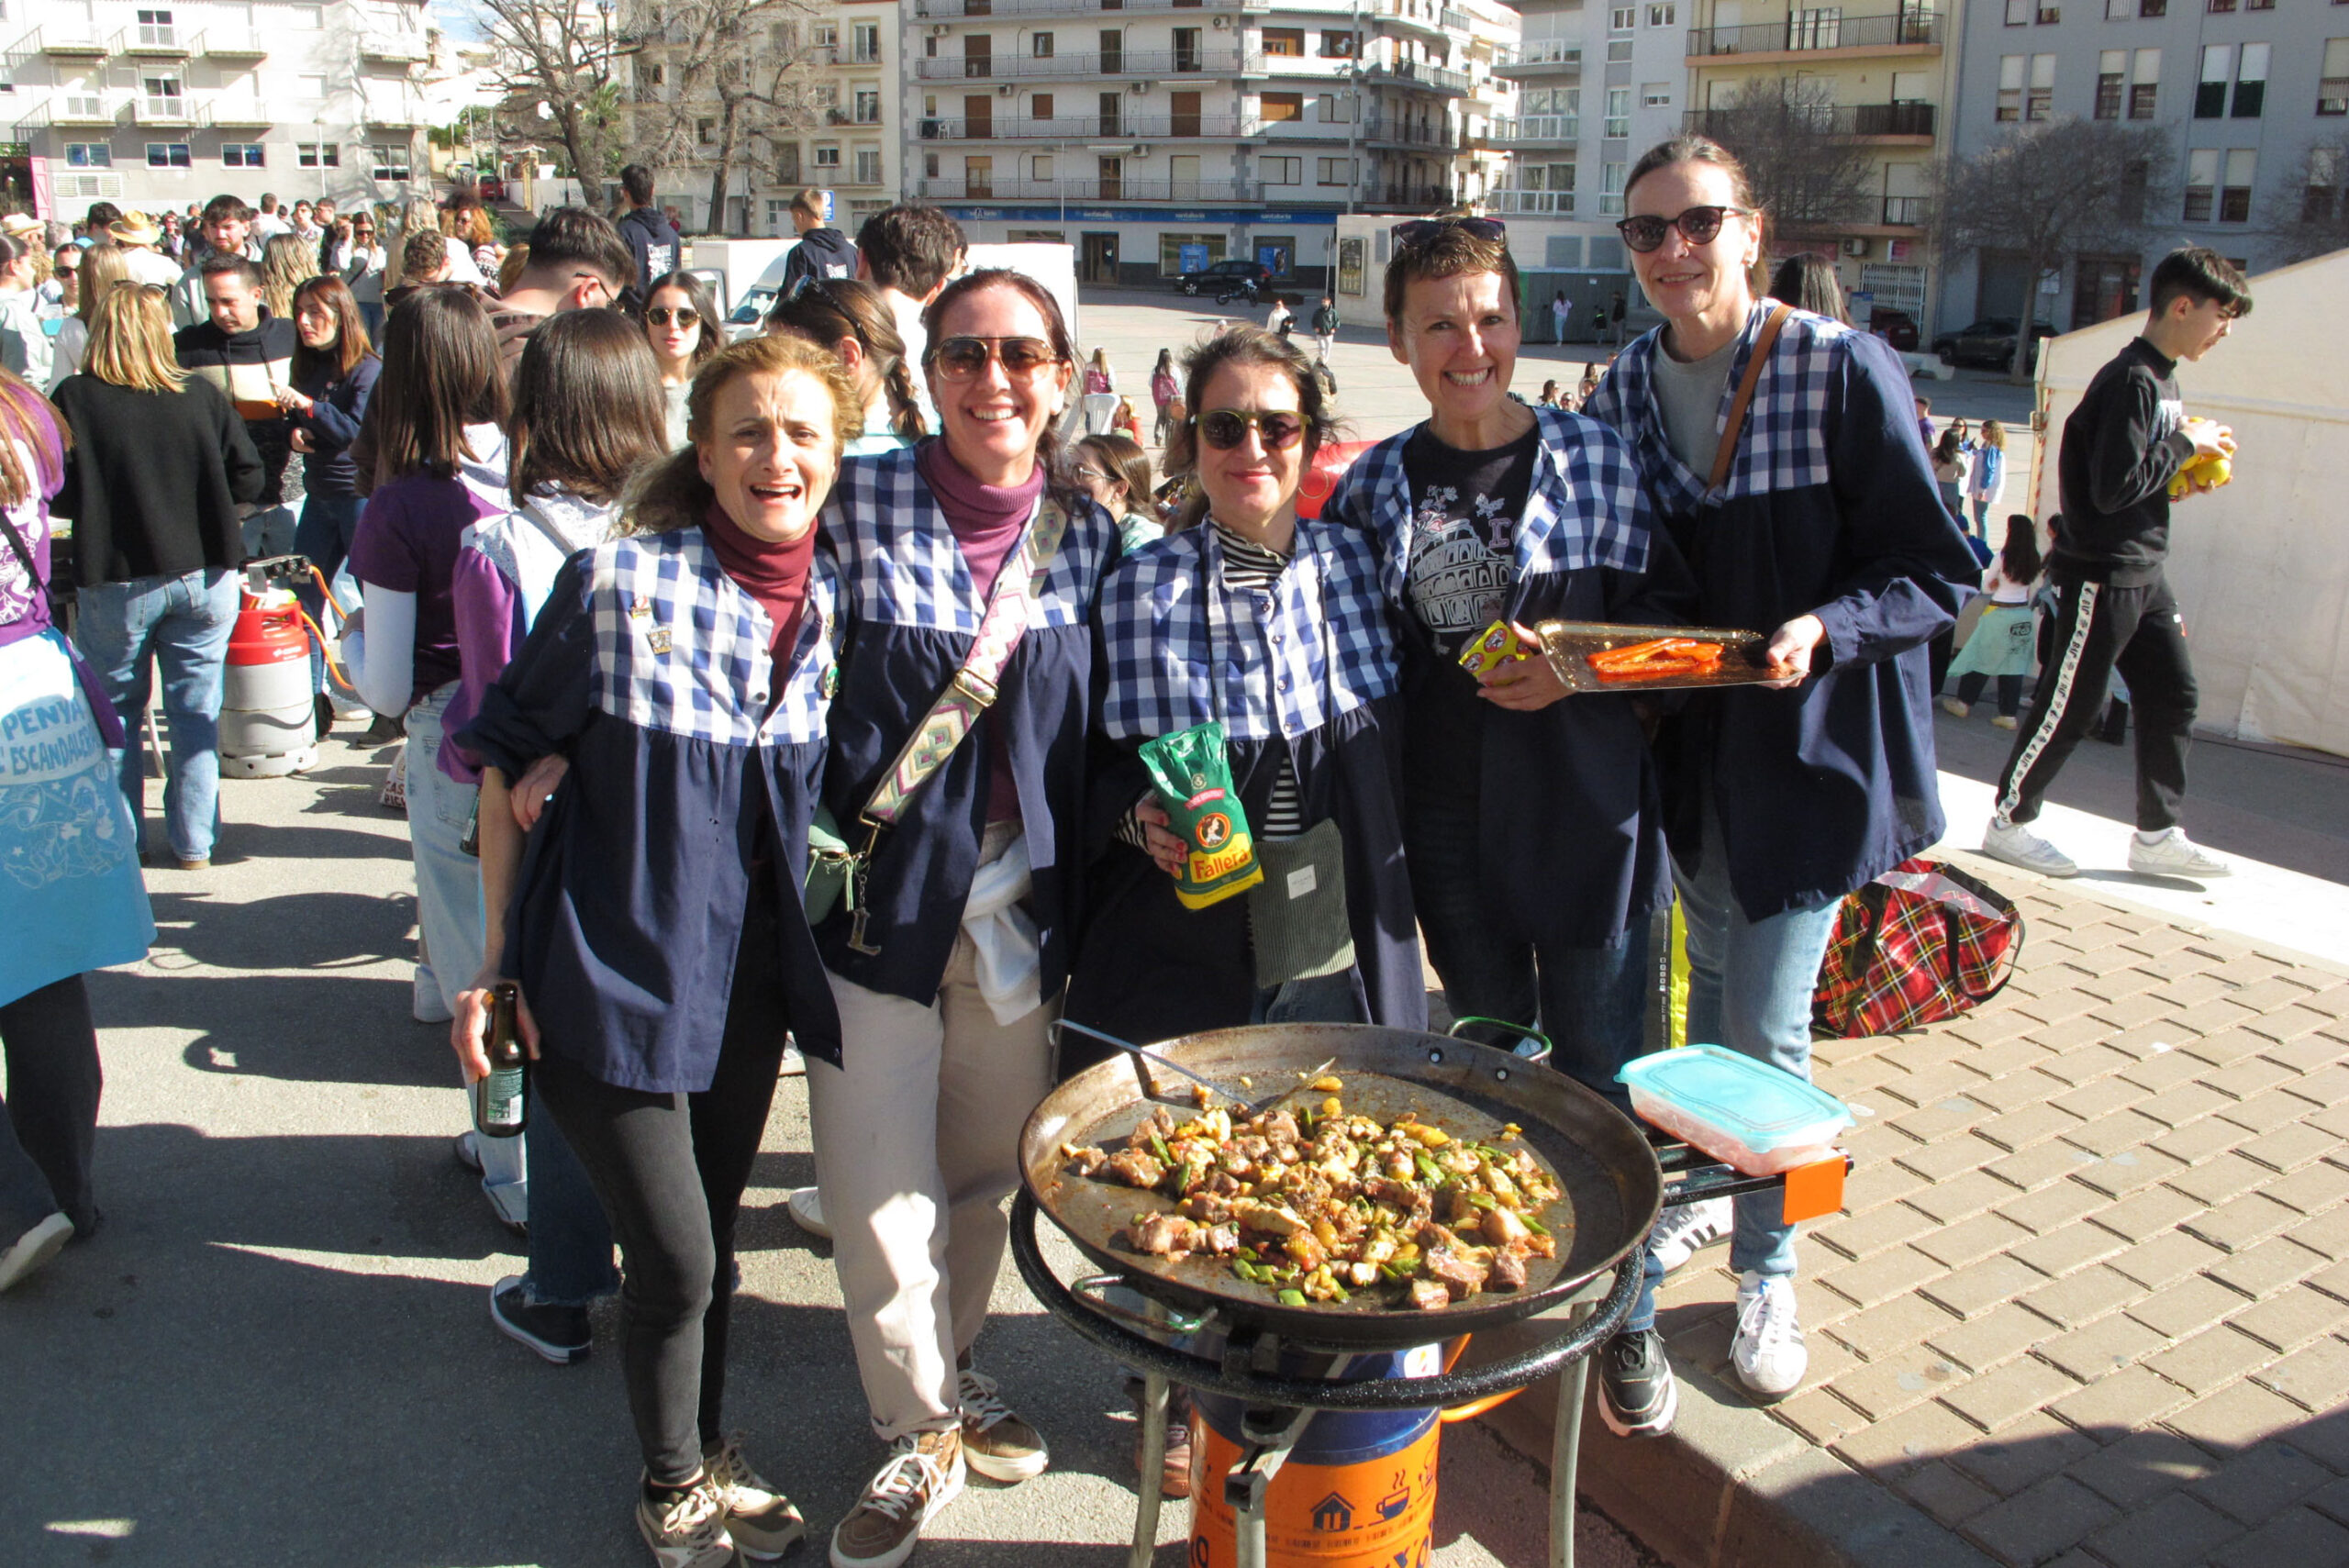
[221,588,317,777]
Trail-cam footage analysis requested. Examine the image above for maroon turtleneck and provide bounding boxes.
[702,500,818,659]
[914,437,1045,823]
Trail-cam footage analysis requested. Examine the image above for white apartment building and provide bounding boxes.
[9,0,431,221]
[902,0,1519,289]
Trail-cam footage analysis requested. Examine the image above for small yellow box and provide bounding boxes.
[1457,619,1533,678]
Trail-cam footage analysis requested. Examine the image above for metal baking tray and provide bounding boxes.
[1537,621,1782,694]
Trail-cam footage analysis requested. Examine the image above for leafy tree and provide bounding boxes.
[472,0,631,191]
[1933,117,2172,382]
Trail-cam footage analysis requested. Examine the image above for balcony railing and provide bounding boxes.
[1494,40,1582,72]
[1370,60,1472,93]
[359,31,429,64]
[919,114,1258,139]
[916,0,1276,11]
[1687,11,1941,57]
[1683,101,1935,138]
[135,95,195,127]
[50,95,116,126]
[198,28,269,60]
[1362,182,1457,208]
[1364,0,1451,32]
[1492,115,1578,142]
[918,175,1265,202]
[119,21,188,55]
[917,47,1243,80]
[205,100,273,128]
[1491,188,1574,214]
[1881,195,1930,225]
[35,26,111,57]
[1359,116,1455,147]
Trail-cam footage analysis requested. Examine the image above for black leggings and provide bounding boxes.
[1955,672,2024,717]
[534,895,789,1484]
[0,974,102,1238]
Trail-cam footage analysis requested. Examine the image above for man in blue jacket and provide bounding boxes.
[1982,248,2248,882]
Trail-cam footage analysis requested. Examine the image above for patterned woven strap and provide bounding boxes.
[862,498,1070,829]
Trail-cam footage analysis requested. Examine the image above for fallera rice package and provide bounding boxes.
[1139,719,1264,910]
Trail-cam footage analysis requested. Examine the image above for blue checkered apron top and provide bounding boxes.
[1326,405,1656,611]
[1583,299,1845,516]
[1098,517,1398,744]
[823,445,1099,634]
[582,528,836,747]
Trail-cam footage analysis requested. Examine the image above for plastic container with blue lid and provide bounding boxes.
[1618,1046,1854,1175]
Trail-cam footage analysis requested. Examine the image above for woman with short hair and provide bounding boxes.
[1582,135,1974,1424]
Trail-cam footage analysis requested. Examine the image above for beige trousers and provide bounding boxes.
[811,926,1056,1440]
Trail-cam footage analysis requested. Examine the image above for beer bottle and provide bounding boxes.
[472,982,529,1138]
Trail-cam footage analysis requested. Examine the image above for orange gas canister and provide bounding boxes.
[220,587,318,778]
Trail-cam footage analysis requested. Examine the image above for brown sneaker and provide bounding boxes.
[956,1364,1049,1483]
[703,1434,806,1561]
[634,1472,735,1568]
[829,1429,964,1568]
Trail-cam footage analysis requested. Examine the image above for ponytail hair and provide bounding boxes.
[763,275,926,442]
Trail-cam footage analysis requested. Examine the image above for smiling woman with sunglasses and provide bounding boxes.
[803,266,1119,1568]
[1581,136,1976,1424]
[1319,217,1693,1114]
[641,269,720,448]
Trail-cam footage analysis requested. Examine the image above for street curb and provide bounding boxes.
[1483,1362,1998,1568]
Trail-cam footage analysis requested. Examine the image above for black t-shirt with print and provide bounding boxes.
[1397,422,1540,804]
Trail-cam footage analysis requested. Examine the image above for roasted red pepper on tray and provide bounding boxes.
[1585,637,1727,682]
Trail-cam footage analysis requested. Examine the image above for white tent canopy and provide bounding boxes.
[2030,248,2349,759]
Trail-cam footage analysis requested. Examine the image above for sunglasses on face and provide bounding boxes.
[931,336,1059,381]
[647,306,699,328]
[1394,217,1508,249]
[1615,205,1755,253]
[1196,408,1306,451]
[1068,464,1113,485]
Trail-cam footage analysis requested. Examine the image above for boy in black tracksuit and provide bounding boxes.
[1983,248,2252,882]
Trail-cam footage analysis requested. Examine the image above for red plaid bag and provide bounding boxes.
[1813,859,2024,1038]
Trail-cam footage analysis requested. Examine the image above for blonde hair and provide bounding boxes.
[623,335,862,537]
[1979,419,2007,450]
[74,243,131,328]
[262,232,319,318]
[85,284,190,395]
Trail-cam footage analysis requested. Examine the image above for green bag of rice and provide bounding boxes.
[1138,720,1264,910]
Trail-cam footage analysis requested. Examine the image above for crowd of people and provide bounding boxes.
[0,133,2252,1568]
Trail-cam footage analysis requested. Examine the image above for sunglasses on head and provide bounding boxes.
[646,306,699,328]
[1614,205,1755,253]
[1394,217,1508,249]
[931,335,1059,381]
[1196,408,1306,451]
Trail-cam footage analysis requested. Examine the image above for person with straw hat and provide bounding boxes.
[106,214,184,290]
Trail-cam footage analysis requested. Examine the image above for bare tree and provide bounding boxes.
[626,0,828,235]
[1933,117,2172,382]
[473,0,631,194]
[2272,137,2349,264]
[1693,78,1877,233]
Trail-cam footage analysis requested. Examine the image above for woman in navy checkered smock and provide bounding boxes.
[1063,327,1427,1060]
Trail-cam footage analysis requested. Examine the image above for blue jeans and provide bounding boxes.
[1969,495,1997,539]
[1628,808,1840,1333]
[1405,791,1646,1110]
[293,492,366,694]
[1252,969,1366,1026]
[240,503,298,562]
[74,567,240,863]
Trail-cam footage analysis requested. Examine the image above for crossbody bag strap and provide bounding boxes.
[858,496,1073,833]
[1706,302,1794,496]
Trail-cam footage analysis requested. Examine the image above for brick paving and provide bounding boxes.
[1647,845,2349,1568]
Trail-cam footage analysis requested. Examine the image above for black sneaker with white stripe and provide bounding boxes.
[490,1273,591,1364]
[1597,1329,1677,1439]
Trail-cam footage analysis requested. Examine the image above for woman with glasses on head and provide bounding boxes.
[763,277,927,457]
[643,270,722,447]
[1319,214,1691,1110]
[806,268,1119,1568]
[1581,137,1974,1424]
[1065,431,1157,552]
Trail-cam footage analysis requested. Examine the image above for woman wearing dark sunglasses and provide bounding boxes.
[1320,217,1691,1105]
[643,270,720,448]
[806,267,1119,1568]
[1580,137,1975,1428]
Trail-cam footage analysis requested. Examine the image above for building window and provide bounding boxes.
[2106,0,2131,17]
[2006,0,2030,23]
[1600,160,1627,215]
[2140,0,2165,13]
[2307,147,2343,221]
[1317,93,1357,122]
[696,117,715,144]
[297,142,339,168]
[1262,155,1301,183]
[852,21,881,63]
[1263,28,1305,56]
[815,144,841,167]
[2132,48,2161,117]
[370,144,409,181]
[1607,38,1633,61]
[2184,147,2217,219]
[2321,39,2349,114]
[963,155,991,196]
[1320,30,1356,57]
[143,74,184,117]
[2196,44,2231,117]
[1605,87,1631,137]
[2220,148,2254,220]
[2231,42,2266,117]
[811,22,837,48]
[854,88,881,123]
[1647,3,1676,23]
[1998,54,2024,119]
[1610,6,1636,31]
[2038,0,2061,20]
[1642,82,1672,107]
[2209,0,2234,9]
[1317,156,1354,184]
[65,143,114,168]
[1161,233,1226,274]
[645,62,664,86]
[2096,49,2124,117]
[223,142,263,167]
[137,8,176,48]
[855,147,883,184]
[1263,91,1304,121]
[1032,32,1053,58]
[1032,92,1054,117]
[146,142,190,167]
[777,143,800,181]
[2027,54,2056,119]
[1030,153,1053,181]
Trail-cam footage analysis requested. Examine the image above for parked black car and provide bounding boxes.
[1932,317,2057,369]
[1178,259,1273,300]
[1868,306,1920,352]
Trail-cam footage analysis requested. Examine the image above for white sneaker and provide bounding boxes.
[412,970,453,1024]
[778,1040,807,1077]
[1938,696,1968,717]
[1731,1272,1808,1401]
[635,1473,736,1568]
[0,1212,74,1294]
[1980,817,2077,878]
[786,1185,832,1240]
[2129,828,2231,879]
[1647,1196,1732,1275]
